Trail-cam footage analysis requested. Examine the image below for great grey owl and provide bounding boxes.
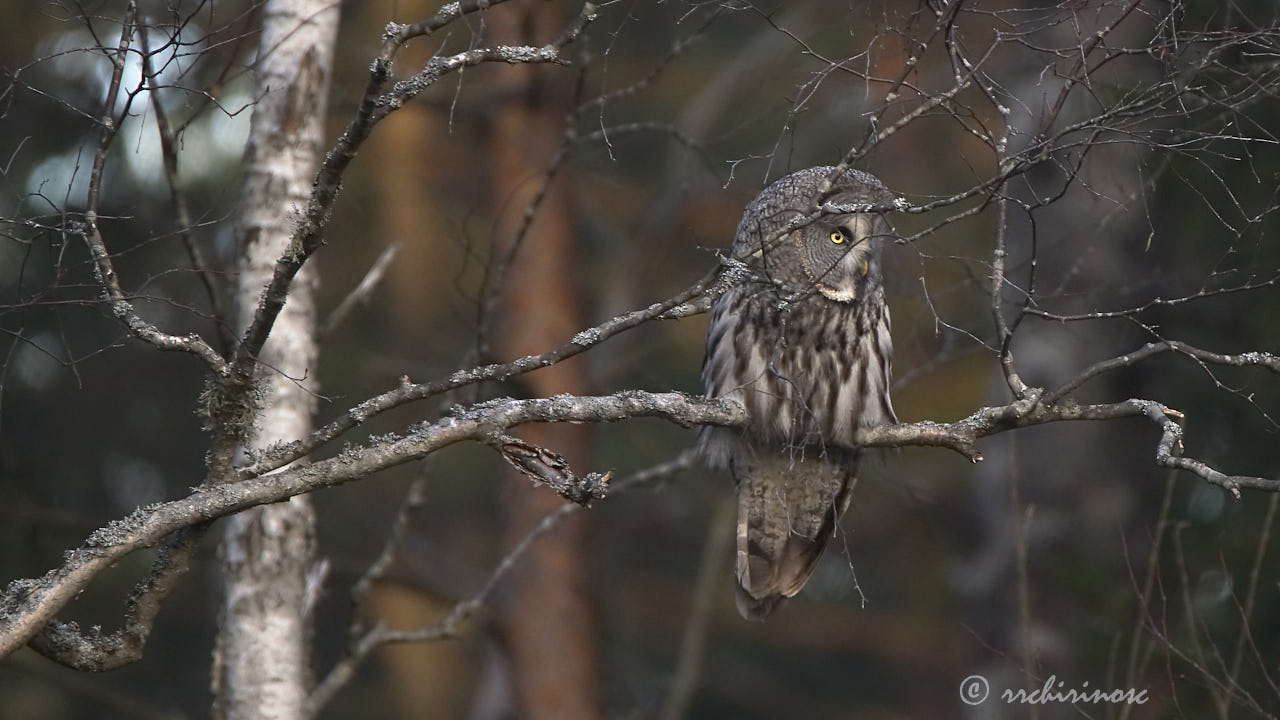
[700,166,897,620]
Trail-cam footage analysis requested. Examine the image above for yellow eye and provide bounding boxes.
[860,260,870,276]
[829,229,846,244]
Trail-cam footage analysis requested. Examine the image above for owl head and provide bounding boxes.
[731,166,896,304]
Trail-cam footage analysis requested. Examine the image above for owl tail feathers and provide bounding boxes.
[732,451,858,621]
[734,518,828,620]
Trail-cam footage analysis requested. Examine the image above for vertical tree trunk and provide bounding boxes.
[213,1,339,718]
[487,6,603,720]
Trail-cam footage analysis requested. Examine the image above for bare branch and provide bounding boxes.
[137,21,233,354]
[1045,341,1280,405]
[238,265,720,479]
[396,0,523,44]
[321,242,402,337]
[1023,275,1280,323]
[7,376,1277,661]
[77,3,229,375]
[307,450,699,715]
[28,524,209,671]
[228,2,600,385]
[990,191,1030,399]
[661,497,734,720]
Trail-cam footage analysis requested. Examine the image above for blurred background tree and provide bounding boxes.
[2,1,1280,718]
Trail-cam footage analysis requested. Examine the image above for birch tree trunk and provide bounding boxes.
[213,2,340,718]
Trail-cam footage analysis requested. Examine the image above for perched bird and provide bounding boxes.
[700,166,898,619]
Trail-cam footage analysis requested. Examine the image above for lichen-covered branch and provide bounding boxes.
[238,266,720,479]
[4,381,1276,662]
[28,524,209,671]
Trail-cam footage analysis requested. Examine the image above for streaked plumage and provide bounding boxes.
[700,166,897,619]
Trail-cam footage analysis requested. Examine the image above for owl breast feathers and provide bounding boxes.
[699,166,898,619]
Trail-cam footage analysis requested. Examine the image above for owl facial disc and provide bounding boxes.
[805,214,874,303]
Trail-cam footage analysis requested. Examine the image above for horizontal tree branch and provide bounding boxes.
[238,265,721,478]
[0,391,731,660]
[1023,276,1280,323]
[4,384,1276,663]
[1045,340,1280,405]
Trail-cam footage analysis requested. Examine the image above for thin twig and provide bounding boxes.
[1044,341,1280,406]
[322,242,402,337]
[239,266,720,479]
[137,20,233,354]
[1218,491,1280,716]
[77,3,229,375]
[228,2,600,385]
[1118,467,1178,720]
[661,496,734,720]
[990,190,1030,398]
[307,450,697,713]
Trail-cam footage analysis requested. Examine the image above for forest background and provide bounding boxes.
[2,1,1280,718]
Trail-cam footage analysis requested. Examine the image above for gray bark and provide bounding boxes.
[212,1,340,718]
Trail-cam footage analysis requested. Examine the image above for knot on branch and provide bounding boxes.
[495,436,610,506]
